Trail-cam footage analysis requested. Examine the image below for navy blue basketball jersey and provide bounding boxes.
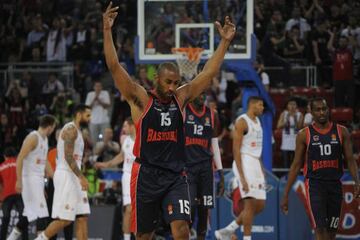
[133,92,185,172]
[304,123,344,180]
[184,104,214,166]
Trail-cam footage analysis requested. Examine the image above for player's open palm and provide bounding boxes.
[103,2,119,30]
[215,16,236,42]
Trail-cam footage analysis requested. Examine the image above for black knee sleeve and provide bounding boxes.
[16,216,29,232]
[36,217,49,231]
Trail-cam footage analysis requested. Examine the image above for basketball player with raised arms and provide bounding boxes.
[215,96,266,240]
[103,2,235,239]
[36,104,91,240]
[95,117,136,240]
[281,98,360,240]
[6,115,56,240]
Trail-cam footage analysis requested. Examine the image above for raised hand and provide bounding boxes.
[215,16,236,42]
[103,2,119,30]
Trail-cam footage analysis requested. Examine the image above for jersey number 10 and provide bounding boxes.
[319,144,332,156]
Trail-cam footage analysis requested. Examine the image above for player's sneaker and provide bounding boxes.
[215,228,233,240]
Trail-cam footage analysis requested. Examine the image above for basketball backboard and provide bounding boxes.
[136,0,254,64]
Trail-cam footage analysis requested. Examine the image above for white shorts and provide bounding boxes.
[22,176,49,222]
[232,154,266,200]
[52,169,91,221]
[122,172,131,206]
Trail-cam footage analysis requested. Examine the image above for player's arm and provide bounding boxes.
[15,134,38,193]
[281,129,307,213]
[341,126,360,197]
[103,2,148,121]
[95,151,124,169]
[176,17,236,107]
[233,118,249,192]
[45,160,54,178]
[62,125,88,190]
[211,111,224,196]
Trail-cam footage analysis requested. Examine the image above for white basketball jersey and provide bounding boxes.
[56,122,84,171]
[237,114,263,158]
[22,131,48,177]
[122,135,136,174]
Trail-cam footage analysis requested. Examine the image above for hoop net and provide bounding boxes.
[172,48,204,81]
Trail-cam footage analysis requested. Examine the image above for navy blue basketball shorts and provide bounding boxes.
[187,160,214,208]
[305,178,343,230]
[130,161,191,233]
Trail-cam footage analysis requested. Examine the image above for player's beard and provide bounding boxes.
[156,84,173,101]
[79,119,89,129]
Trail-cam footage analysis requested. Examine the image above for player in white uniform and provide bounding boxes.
[95,117,136,240]
[36,104,91,240]
[7,115,56,240]
[215,96,266,240]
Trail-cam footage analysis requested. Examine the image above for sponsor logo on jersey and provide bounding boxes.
[147,128,178,142]
[331,134,337,141]
[313,135,319,141]
[189,115,194,121]
[168,204,173,215]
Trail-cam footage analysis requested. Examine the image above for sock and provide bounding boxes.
[243,236,251,240]
[7,228,21,240]
[35,232,49,240]
[225,220,239,232]
[123,233,131,240]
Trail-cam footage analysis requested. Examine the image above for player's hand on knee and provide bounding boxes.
[79,176,89,191]
[281,195,289,215]
[103,2,119,30]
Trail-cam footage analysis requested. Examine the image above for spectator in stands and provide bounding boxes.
[285,6,311,40]
[303,103,313,127]
[42,73,65,106]
[311,19,332,87]
[30,45,43,62]
[46,17,69,62]
[94,128,120,163]
[0,147,29,240]
[85,80,111,144]
[254,56,270,91]
[71,21,90,61]
[300,0,325,23]
[265,9,283,35]
[341,15,360,62]
[156,24,173,54]
[327,33,354,108]
[0,114,15,150]
[136,65,153,90]
[283,25,305,60]
[6,86,28,131]
[328,4,347,32]
[49,91,72,126]
[259,22,291,87]
[277,99,303,168]
[26,14,47,48]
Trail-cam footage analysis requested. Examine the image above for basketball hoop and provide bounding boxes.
[172,47,204,81]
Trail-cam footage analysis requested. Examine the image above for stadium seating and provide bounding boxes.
[331,108,353,125]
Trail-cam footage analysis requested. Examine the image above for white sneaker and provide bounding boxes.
[215,228,233,240]
[7,228,21,240]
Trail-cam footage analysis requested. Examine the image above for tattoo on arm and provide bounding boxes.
[63,126,83,178]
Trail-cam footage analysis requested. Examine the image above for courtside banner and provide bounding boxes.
[211,169,278,239]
